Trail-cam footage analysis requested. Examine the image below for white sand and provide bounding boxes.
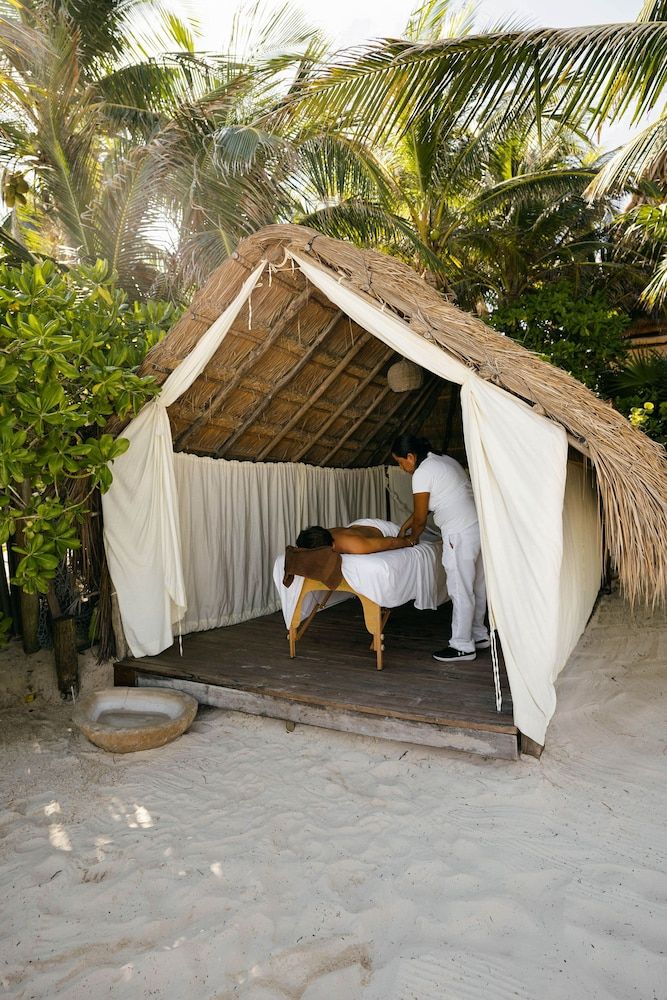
[1,593,665,1000]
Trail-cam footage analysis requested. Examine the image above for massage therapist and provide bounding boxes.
[392,433,489,663]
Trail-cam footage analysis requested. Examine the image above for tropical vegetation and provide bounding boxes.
[0,257,175,652]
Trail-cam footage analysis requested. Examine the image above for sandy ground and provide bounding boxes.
[0,592,665,1000]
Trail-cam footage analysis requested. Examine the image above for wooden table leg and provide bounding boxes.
[288,581,333,658]
[358,594,384,670]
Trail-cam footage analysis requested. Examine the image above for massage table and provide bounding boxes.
[272,528,447,670]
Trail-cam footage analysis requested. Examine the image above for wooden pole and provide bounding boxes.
[355,387,415,466]
[357,377,437,468]
[364,377,441,467]
[52,615,79,698]
[7,544,22,637]
[293,347,394,463]
[0,545,15,634]
[320,383,394,466]
[380,378,443,463]
[16,480,41,652]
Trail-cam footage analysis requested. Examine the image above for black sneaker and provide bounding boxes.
[475,638,491,649]
[432,645,476,662]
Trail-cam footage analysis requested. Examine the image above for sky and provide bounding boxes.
[190,0,644,50]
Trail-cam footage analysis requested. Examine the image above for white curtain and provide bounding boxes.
[102,262,267,657]
[174,454,386,632]
[460,380,568,738]
[555,460,604,680]
[387,466,413,524]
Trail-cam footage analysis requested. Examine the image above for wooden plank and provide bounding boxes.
[116,601,516,741]
[520,733,545,758]
[122,655,514,731]
[114,663,138,686]
[130,657,515,732]
[135,676,519,760]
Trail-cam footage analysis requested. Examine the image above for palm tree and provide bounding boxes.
[0,0,205,292]
[0,1,386,295]
[296,0,667,194]
[287,2,618,312]
[141,4,429,293]
[290,0,667,303]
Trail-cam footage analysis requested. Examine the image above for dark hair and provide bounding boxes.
[391,433,432,465]
[296,525,334,549]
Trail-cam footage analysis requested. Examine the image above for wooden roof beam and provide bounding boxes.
[320,382,395,466]
[256,331,373,461]
[363,377,441,467]
[174,287,311,449]
[293,347,394,463]
[213,309,345,457]
[370,379,442,467]
[350,376,437,468]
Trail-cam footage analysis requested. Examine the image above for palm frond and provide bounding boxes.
[468,167,598,214]
[639,0,667,22]
[0,216,35,261]
[297,22,667,144]
[91,143,170,295]
[297,200,454,291]
[599,349,667,396]
[640,250,667,306]
[586,112,667,197]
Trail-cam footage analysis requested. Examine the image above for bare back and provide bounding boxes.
[330,525,414,555]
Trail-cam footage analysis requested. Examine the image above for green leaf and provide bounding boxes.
[0,364,19,386]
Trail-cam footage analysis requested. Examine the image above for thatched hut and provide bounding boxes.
[102,224,667,752]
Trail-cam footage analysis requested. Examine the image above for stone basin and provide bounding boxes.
[73,687,198,753]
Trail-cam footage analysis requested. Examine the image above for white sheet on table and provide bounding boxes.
[273,535,448,628]
[347,518,399,536]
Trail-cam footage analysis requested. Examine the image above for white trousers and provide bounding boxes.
[441,523,488,653]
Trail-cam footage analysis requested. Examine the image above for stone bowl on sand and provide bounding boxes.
[73,687,199,753]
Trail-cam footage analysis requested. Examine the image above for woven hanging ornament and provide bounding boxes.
[387,359,423,392]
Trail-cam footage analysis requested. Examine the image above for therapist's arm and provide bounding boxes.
[406,492,429,542]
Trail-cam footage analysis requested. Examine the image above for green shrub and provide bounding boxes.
[489,281,630,391]
[0,258,176,610]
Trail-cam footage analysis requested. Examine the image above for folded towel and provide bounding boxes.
[283,545,343,589]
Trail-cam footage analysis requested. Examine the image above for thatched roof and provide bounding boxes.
[138,224,667,607]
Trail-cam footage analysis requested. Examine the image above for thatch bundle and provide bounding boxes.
[135,224,666,608]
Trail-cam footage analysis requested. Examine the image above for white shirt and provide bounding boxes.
[412,453,478,535]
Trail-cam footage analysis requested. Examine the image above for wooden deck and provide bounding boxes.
[115,600,519,760]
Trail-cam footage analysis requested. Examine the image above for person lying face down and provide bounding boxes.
[296,523,417,556]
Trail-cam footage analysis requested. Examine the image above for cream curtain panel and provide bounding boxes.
[102,263,267,657]
[174,454,386,633]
